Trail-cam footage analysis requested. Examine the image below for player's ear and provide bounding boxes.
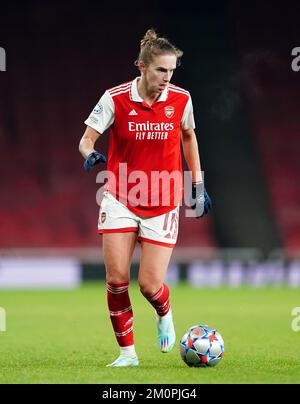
[138,60,147,74]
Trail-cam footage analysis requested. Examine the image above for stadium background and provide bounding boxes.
[0,0,300,384]
[1,0,300,284]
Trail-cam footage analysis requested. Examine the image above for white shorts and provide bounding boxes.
[98,191,179,248]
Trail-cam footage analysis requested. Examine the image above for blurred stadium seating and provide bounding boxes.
[0,45,216,249]
[237,19,300,257]
[0,1,299,273]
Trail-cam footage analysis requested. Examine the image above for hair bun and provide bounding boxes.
[140,29,158,48]
[137,28,183,66]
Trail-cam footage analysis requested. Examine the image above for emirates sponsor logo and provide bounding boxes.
[128,121,174,141]
[128,121,174,131]
[164,106,175,118]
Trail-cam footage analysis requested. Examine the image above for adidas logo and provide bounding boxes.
[128,109,138,116]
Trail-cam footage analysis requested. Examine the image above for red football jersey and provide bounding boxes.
[85,77,195,216]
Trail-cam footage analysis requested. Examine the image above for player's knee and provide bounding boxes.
[139,279,161,297]
[106,267,129,284]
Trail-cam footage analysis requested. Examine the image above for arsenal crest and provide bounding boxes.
[164,106,175,118]
[101,212,106,223]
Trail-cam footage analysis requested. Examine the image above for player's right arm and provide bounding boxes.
[79,126,101,159]
[79,91,115,172]
[79,126,107,172]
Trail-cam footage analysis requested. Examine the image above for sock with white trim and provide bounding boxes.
[107,282,134,347]
[141,283,170,317]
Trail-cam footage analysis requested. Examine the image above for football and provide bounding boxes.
[180,325,224,367]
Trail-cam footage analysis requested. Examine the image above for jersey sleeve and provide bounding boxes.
[84,90,115,134]
[181,95,195,130]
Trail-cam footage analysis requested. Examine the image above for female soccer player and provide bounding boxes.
[79,29,211,367]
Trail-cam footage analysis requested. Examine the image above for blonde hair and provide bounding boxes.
[137,28,183,66]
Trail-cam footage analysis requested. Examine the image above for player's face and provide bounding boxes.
[142,54,177,94]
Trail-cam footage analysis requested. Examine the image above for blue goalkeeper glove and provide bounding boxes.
[190,182,212,218]
[83,151,107,172]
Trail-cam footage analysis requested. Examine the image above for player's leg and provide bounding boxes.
[99,192,140,366]
[103,232,139,367]
[137,205,179,353]
[138,242,176,353]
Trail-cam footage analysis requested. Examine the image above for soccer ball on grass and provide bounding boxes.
[180,325,224,367]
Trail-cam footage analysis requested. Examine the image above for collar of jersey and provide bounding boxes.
[130,77,169,103]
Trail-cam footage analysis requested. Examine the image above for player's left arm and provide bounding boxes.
[181,127,212,217]
[181,127,203,183]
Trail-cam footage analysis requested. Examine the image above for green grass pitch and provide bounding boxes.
[0,282,299,384]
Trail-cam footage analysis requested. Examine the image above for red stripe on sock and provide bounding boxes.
[142,283,170,317]
[107,282,134,347]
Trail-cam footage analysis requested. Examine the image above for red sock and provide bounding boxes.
[142,283,170,317]
[107,282,134,347]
